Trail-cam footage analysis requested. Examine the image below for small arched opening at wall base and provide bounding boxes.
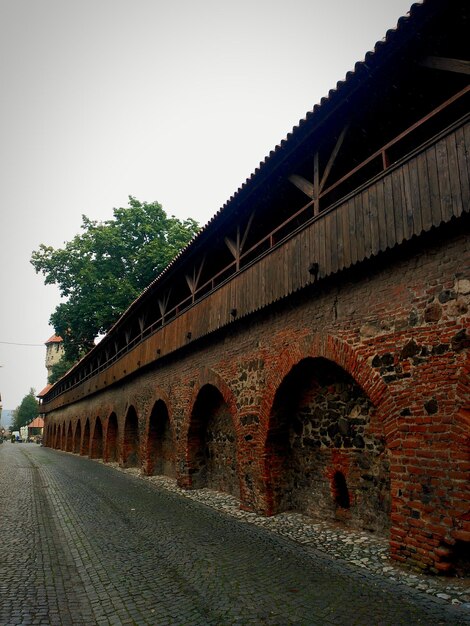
[449,540,470,578]
[332,471,350,510]
[146,400,176,478]
[122,406,140,469]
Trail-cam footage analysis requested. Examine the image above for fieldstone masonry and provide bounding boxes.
[44,224,469,576]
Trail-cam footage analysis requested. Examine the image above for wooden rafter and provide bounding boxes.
[313,151,320,216]
[288,174,314,199]
[288,125,348,216]
[319,125,349,193]
[420,56,470,75]
[185,257,206,296]
[225,212,255,269]
[158,291,171,317]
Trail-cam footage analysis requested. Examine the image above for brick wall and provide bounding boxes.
[44,221,469,574]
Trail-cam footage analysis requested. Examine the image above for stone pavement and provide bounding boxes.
[134,471,470,608]
[0,442,469,626]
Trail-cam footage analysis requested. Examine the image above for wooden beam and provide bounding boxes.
[224,235,238,259]
[288,174,314,199]
[158,291,171,317]
[240,211,255,252]
[319,125,349,193]
[313,151,320,216]
[225,215,254,271]
[185,258,205,297]
[420,56,470,75]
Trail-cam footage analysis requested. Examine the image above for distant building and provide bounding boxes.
[27,416,44,439]
[45,335,64,378]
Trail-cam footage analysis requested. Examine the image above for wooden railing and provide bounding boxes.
[42,104,470,411]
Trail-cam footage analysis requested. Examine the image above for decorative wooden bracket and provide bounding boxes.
[225,212,255,270]
[138,315,146,333]
[158,290,171,319]
[185,257,206,302]
[289,124,349,215]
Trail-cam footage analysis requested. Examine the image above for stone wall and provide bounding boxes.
[44,222,469,574]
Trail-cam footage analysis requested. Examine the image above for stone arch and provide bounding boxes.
[122,405,140,468]
[90,416,104,459]
[65,422,73,451]
[105,412,119,462]
[187,380,240,498]
[82,418,90,456]
[73,419,82,453]
[263,356,391,535]
[145,398,176,478]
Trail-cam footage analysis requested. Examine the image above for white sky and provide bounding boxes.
[0,0,413,412]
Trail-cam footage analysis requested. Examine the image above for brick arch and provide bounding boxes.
[143,387,173,434]
[44,421,51,446]
[104,411,119,463]
[65,421,73,451]
[254,334,394,522]
[190,367,240,425]
[122,404,140,468]
[82,418,91,455]
[59,422,66,449]
[183,367,240,497]
[73,418,82,454]
[143,388,176,477]
[258,334,393,440]
[90,416,104,459]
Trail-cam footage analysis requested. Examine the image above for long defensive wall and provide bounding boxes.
[40,0,469,575]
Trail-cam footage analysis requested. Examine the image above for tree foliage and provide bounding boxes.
[11,388,39,431]
[31,197,199,361]
[48,357,77,385]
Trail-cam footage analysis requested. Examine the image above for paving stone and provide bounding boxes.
[0,443,469,625]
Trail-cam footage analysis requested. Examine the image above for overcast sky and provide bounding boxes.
[0,0,413,413]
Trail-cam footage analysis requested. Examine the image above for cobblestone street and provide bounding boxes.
[1,443,468,626]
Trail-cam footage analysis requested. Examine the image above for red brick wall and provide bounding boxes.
[44,223,469,574]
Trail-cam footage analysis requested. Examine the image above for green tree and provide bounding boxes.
[31,197,199,361]
[48,357,76,385]
[11,389,39,431]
